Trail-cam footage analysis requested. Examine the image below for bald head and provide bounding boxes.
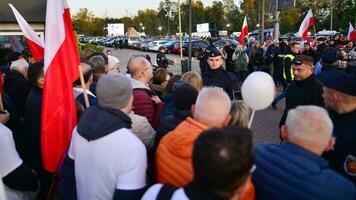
[193,87,231,128]
[128,55,153,83]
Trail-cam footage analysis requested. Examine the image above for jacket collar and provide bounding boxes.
[130,78,150,90]
[73,87,96,98]
[186,117,209,131]
[184,181,228,200]
[281,141,329,168]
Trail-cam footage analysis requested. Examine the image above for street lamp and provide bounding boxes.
[226,24,230,28]
[142,26,145,32]
[139,23,143,27]
[158,26,162,34]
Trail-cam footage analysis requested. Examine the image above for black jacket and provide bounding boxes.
[156,110,191,146]
[325,110,356,185]
[4,70,31,118]
[203,66,239,99]
[156,52,169,69]
[23,86,43,172]
[280,75,324,126]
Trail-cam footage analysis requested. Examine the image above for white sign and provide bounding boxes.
[107,23,124,36]
[197,23,209,33]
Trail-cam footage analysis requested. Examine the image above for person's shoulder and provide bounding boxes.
[141,183,164,200]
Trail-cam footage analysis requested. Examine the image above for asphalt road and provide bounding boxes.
[107,47,282,145]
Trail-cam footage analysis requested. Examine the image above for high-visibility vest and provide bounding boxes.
[283,54,295,80]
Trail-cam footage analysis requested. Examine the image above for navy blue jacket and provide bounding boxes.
[325,110,356,184]
[203,66,239,99]
[253,142,356,200]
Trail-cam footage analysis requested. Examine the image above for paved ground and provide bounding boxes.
[108,47,283,145]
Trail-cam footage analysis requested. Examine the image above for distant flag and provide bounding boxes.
[8,4,44,62]
[240,16,248,46]
[348,22,356,42]
[41,0,80,172]
[297,9,314,40]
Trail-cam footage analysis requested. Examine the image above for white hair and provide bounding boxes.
[108,55,119,71]
[10,58,29,70]
[194,87,231,127]
[286,105,333,148]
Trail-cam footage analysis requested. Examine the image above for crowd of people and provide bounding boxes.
[0,32,355,200]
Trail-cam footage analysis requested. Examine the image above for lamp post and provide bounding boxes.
[226,24,230,35]
[158,26,162,36]
[142,26,145,32]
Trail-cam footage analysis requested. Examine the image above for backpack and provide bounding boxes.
[156,184,177,200]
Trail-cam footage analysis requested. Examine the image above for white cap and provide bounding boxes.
[10,58,29,70]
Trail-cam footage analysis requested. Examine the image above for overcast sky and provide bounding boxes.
[68,0,241,18]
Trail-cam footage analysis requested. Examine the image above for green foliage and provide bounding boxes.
[72,0,356,36]
[79,43,104,54]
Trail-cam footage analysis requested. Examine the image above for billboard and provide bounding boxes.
[197,23,209,33]
[269,0,296,12]
[107,23,125,36]
[0,0,46,23]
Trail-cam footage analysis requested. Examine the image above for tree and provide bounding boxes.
[223,0,243,32]
[205,1,227,31]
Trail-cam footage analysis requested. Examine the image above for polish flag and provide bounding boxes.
[240,16,248,46]
[41,0,79,172]
[348,23,356,42]
[297,9,314,40]
[8,4,44,62]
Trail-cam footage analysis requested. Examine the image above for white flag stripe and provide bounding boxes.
[242,16,247,28]
[44,0,67,72]
[8,4,44,47]
[348,22,354,41]
[297,9,313,38]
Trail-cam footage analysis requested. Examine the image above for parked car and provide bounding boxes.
[142,41,154,51]
[162,40,178,54]
[214,38,238,48]
[172,42,183,54]
[148,40,168,52]
[182,40,208,57]
[104,38,116,47]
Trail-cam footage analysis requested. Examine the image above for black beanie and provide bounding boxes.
[172,80,198,111]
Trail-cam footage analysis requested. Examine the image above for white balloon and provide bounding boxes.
[241,72,276,111]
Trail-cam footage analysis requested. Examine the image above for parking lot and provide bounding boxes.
[108,47,282,145]
[107,47,202,74]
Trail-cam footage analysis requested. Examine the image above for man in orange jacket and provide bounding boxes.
[155,87,255,200]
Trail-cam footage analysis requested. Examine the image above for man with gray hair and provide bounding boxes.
[253,105,356,200]
[154,87,255,199]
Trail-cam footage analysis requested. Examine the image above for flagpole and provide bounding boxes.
[0,94,3,111]
[78,65,90,108]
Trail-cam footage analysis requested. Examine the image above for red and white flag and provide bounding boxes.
[348,22,356,42]
[240,16,248,46]
[297,9,314,40]
[41,0,79,172]
[8,4,44,62]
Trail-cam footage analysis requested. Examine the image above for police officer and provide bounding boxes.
[156,46,174,69]
[272,42,301,109]
[279,55,324,126]
[202,46,239,99]
[322,71,356,185]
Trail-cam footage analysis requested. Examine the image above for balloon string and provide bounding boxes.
[248,110,255,129]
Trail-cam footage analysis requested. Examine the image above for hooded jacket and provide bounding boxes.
[155,117,255,200]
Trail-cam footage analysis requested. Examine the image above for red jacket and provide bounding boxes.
[131,79,165,129]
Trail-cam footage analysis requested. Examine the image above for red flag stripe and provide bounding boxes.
[25,38,44,62]
[41,6,79,172]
